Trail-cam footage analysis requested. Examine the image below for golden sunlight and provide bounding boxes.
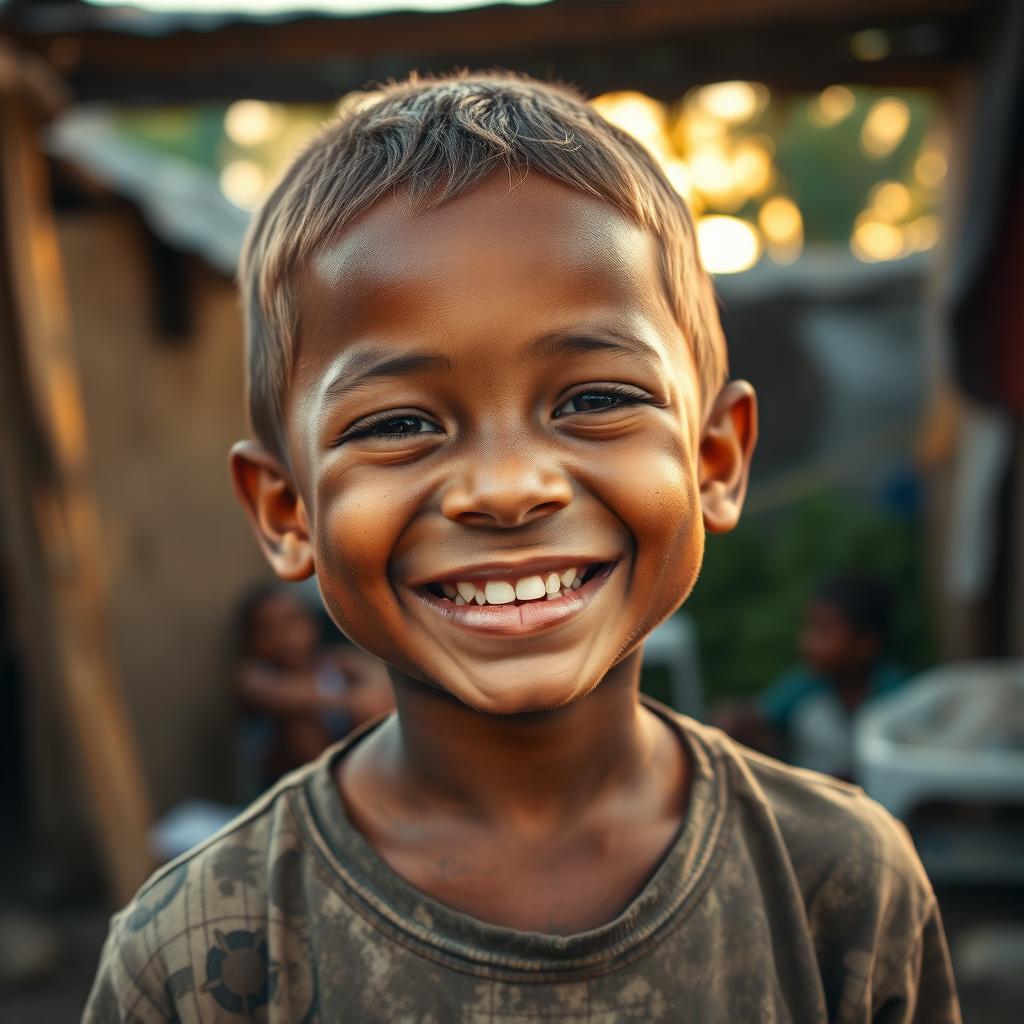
[914,148,948,189]
[851,216,904,262]
[810,85,856,127]
[219,159,267,208]
[860,97,911,159]
[697,215,762,274]
[692,81,767,125]
[224,100,285,147]
[759,196,803,262]
[591,92,669,155]
[870,181,914,222]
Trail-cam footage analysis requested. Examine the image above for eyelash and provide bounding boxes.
[335,384,650,445]
[552,383,649,418]
[337,411,440,444]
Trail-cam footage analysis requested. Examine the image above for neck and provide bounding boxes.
[377,650,657,830]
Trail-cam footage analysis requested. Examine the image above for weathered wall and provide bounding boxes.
[58,207,270,814]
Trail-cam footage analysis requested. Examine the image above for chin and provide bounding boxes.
[453,671,596,717]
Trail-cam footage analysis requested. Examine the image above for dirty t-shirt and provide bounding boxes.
[83,704,961,1023]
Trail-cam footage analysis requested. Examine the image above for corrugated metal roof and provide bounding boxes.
[49,108,248,273]
[7,0,551,35]
[83,0,549,15]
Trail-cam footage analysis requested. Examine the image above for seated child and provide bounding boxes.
[761,574,908,778]
[236,583,394,784]
[85,73,960,1022]
[714,574,909,780]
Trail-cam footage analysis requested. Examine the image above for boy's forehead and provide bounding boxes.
[295,173,675,348]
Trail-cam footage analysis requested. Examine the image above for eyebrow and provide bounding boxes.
[320,329,661,404]
[529,329,662,366]
[321,347,454,404]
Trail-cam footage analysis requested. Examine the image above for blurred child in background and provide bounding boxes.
[714,574,908,780]
[236,583,393,786]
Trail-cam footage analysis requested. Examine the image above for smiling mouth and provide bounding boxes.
[423,562,612,606]
[413,562,617,635]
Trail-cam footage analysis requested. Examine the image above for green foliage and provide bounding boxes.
[681,489,936,705]
[113,106,227,168]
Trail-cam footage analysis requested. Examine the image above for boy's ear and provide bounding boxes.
[230,440,314,580]
[699,380,758,534]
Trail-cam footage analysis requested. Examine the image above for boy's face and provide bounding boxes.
[233,173,756,714]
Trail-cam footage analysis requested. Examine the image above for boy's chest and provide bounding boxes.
[159,869,832,1024]
[375,813,684,934]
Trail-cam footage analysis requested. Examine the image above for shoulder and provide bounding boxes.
[680,714,937,951]
[676,713,952,1019]
[692,714,931,890]
[84,760,323,1022]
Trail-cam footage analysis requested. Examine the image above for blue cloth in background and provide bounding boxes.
[757,661,909,777]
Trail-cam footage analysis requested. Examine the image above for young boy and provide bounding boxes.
[85,73,960,1022]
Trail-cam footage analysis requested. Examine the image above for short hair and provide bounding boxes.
[814,574,892,644]
[239,70,728,458]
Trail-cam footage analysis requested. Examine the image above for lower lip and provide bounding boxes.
[413,565,616,636]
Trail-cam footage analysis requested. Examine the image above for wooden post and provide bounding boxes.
[0,43,153,904]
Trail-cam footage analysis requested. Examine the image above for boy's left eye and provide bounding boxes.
[553,386,648,418]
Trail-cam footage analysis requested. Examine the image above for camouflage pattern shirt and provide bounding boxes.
[84,704,961,1023]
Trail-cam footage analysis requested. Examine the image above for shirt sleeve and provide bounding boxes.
[786,783,964,1024]
[870,900,962,1024]
[830,798,962,1024]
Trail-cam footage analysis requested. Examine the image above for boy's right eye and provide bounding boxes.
[336,412,443,445]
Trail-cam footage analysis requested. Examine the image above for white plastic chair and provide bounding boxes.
[854,660,1024,881]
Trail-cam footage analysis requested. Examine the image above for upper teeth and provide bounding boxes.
[444,568,584,605]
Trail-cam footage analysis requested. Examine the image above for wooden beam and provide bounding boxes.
[7,0,984,105]
[0,42,153,905]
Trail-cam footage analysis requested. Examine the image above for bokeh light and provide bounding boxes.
[588,82,942,272]
[915,148,948,188]
[759,196,803,262]
[224,100,284,147]
[860,97,911,158]
[591,91,669,155]
[219,159,266,208]
[674,107,728,150]
[662,158,696,204]
[870,180,913,222]
[850,28,891,62]
[690,147,739,206]
[697,215,762,274]
[809,85,856,127]
[732,137,775,198]
[692,81,767,125]
[906,214,941,252]
[112,82,948,277]
[851,215,904,262]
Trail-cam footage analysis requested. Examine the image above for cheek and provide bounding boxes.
[311,473,409,638]
[644,462,703,610]
[603,435,704,590]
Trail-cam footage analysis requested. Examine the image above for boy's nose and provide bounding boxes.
[440,456,572,528]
